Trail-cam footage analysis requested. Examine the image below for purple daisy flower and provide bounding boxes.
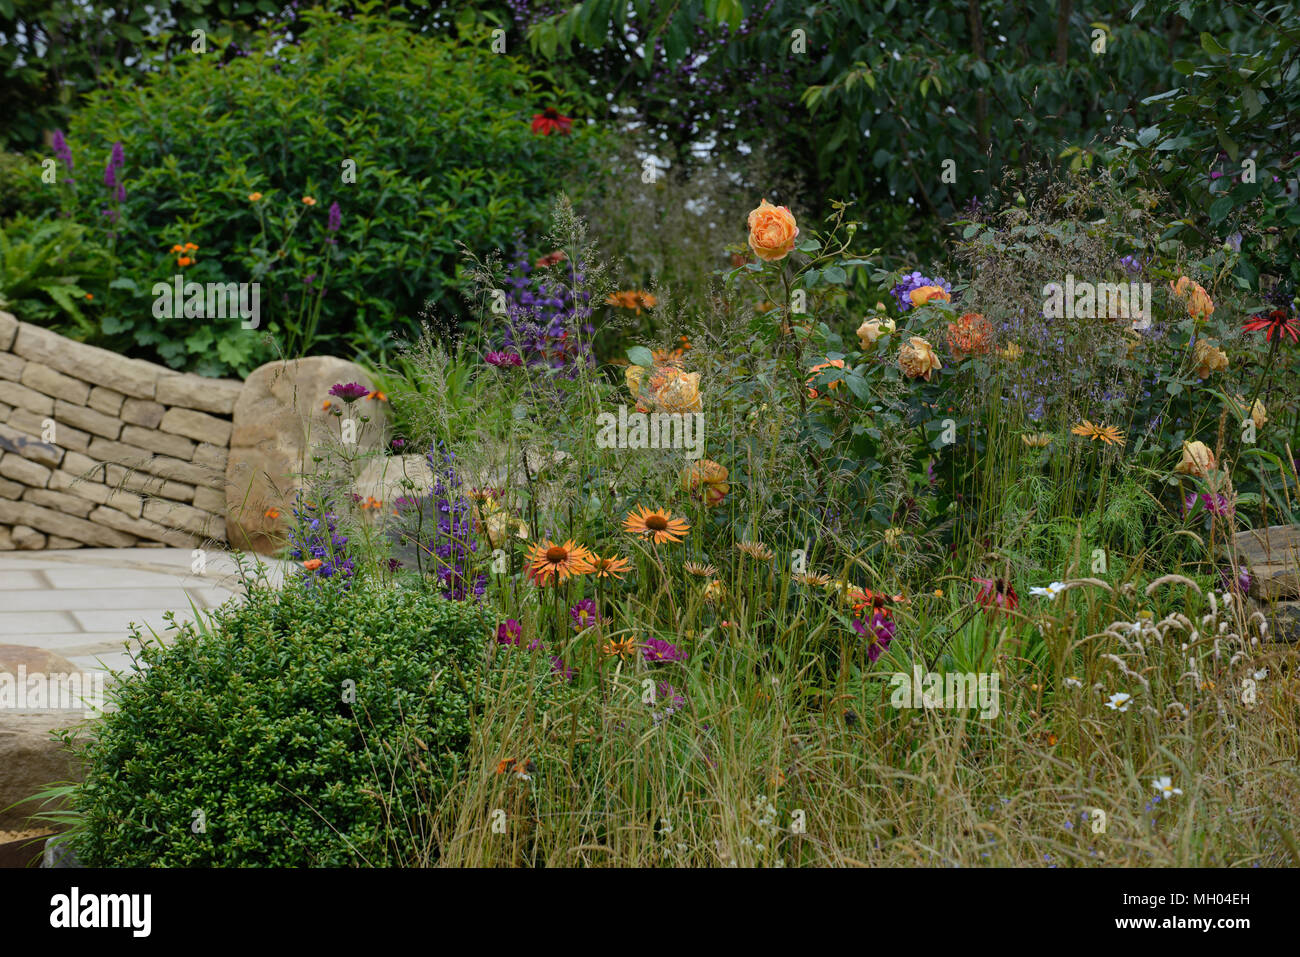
[570,598,601,631]
[641,636,686,663]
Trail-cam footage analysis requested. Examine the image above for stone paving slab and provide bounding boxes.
[0,548,286,686]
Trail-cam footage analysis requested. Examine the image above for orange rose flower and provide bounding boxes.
[746,198,799,262]
[806,358,846,399]
[908,285,952,307]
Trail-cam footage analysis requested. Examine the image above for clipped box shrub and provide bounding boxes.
[67,580,489,866]
[51,7,611,376]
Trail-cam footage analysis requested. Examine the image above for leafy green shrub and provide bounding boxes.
[0,152,49,221]
[0,215,108,333]
[52,7,611,376]
[68,579,489,866]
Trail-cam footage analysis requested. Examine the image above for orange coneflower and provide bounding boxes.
[589,553,631,579]
[602,635,637,660]
[525,539,594,585]
[735,539,774,562]
[1071,419,1125,447]
[792,570,832,587]
[623,505,690,544]
[1021,432,1052,448]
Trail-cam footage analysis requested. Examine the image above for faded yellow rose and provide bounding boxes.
[908,285,952,307]
[702,579,726,603]
[1192,338,1228,378]
[746,198,799,262]
[856,316,896,349]
[1231,393,1267,430]
[898,335,943,381]
[625,363,646,397]
[1176,440,1216,478]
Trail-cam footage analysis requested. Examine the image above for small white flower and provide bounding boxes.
[1029,581,1068,599]
[1065,676,1083,689]
[1152,776,1183,798]
[1105,692,1132,712]
[1253,668,1268,681]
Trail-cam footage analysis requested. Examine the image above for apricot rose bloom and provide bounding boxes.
[856,317,896,350]
[898,336,942,381]
[746,199,799,262]
[680,459,730,506]
[1175,440,1216,478]
[1171,276,1214,319]
[646,365,702,413]
[908,285,952,308]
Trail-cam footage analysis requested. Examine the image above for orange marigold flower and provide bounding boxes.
[623,505,690,544]
[183,242,198,251]
[248,192,263,202]
[264,508,280,519]
[302,196,317,206]
[177,256,193,267]
[525,539,594,585]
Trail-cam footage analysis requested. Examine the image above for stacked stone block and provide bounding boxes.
[0,312,239,549]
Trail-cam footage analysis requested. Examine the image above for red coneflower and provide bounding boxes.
[972,577,1019,612]
[531,108,573,136]
[1242,308,1300,344]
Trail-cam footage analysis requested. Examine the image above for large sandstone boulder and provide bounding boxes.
[226,357,388,554]
[0,646,92,829]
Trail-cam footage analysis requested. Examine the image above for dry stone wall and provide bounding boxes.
[0,311,239,550]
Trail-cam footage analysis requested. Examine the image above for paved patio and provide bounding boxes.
[0,548,285,680]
